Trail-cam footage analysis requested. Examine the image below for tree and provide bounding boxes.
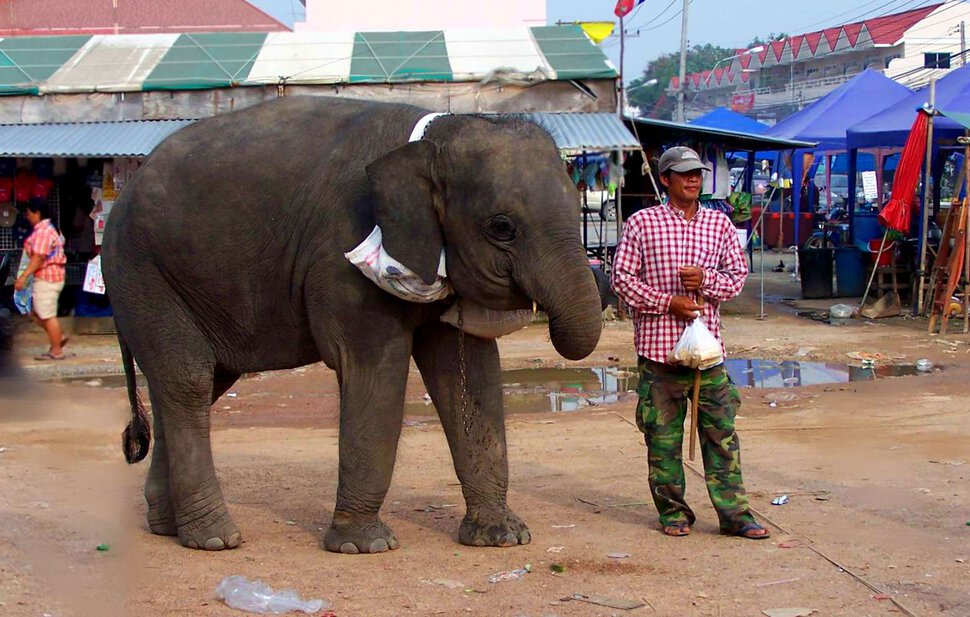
[626,43,734,119]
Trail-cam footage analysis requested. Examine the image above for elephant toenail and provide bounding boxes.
[227,532,242,548]
[388,537,400,550]
[204,538,226,551]
[185,539,200,549]
[339,542,359,554]
[368,539,389,553]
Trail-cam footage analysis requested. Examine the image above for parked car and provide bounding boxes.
[815,174,848,208]
[583,191,616,221]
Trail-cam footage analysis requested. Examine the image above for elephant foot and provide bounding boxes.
[146,498,178,536]
[176,501,242,551]
[324,512,400,554]
[458,505,531,548]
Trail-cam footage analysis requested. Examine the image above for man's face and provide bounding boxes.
[661,169,703,202]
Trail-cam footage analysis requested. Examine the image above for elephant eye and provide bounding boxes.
[486,215,516,242]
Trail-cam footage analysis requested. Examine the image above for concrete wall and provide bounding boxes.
[296,0,546,32]
[0,79,617,124]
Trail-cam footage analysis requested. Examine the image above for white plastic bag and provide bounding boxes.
[667,317,723,370]
[345,226,452,303]
[440,297,533,338]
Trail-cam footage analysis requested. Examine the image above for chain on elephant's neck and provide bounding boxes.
[456,302,472,435]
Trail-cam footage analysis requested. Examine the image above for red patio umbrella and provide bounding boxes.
[878,110,931,233]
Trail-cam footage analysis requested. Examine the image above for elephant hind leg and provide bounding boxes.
[144,354,241,550]
[143,366,240,538]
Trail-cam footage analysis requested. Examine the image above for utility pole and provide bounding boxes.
[960,20,966,67]
[675,0,689,122]
[619,16,625,117]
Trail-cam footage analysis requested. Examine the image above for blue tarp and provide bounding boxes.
[847,64,970,149]
[764,69,913,152]
[690,108,769,134]
[689,108,775,170]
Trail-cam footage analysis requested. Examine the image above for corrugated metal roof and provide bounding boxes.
[0,112,635,158]
[0,119,195,157]
[519,112,640,153]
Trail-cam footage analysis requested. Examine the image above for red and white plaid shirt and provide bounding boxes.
[611,203,747,364]
[24,219,66,283]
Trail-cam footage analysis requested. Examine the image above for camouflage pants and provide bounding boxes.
[636,358,755,531]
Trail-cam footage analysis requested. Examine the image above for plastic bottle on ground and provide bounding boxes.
[215,575,329,615]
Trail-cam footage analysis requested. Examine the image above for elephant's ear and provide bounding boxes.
[366,140,444,286]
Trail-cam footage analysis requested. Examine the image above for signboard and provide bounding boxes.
[730,93,755,113]
[861,171,878,202]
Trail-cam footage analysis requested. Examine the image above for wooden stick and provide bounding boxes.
[689,296,706,462]
[689,368,701,462]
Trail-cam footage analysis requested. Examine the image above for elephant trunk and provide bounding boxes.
[523,245,603,361]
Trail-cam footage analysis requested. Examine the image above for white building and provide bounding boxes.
[295,0,546,32]
[672,0,970,122]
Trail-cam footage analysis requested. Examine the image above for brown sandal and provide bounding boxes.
[723,522,771,540]
[662,521,691,537]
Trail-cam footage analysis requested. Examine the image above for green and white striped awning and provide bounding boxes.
[0,26,617,95]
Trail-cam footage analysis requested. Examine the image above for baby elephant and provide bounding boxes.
[103,96,602,553]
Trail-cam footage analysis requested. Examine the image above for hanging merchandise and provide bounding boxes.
[13,250,32,315]
[83,255,106,295]
[728,190,752,223]
[91,188,113,246]
[701,145,730,200]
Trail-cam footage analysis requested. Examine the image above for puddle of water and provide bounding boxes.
[57,359,935,418]
[55,374,145,388]
[410,359,930,416]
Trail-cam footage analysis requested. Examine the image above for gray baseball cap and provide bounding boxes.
[658,146,711,174]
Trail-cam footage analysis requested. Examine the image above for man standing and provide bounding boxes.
[14,201,67,360]
[610,146,768,539]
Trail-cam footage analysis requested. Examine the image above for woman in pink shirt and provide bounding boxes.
[14,201,68,360]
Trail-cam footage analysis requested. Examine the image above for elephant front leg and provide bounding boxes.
[413,322,531,548]
[323,333,412,554]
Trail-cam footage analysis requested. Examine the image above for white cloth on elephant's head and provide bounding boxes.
[345,226,452,303]
[409,112,449,142]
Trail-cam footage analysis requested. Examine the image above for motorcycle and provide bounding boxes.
[803,205,848,249]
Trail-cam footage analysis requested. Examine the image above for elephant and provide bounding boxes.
[102,96,603,554]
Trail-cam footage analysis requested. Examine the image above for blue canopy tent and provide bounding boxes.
[690,108,769,134]
[764,69,914,247]
[846,65,970,310]
[689,109,774,189]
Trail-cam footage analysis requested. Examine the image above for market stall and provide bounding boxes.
[847,64,970,314]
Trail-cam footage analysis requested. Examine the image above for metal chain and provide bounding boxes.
[456,301,471,434]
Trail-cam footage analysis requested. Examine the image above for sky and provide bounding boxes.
[249,0,939,83]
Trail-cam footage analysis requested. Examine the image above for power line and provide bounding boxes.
[640,0,693,33]
[788,0,940,37]
[625,0,678,31]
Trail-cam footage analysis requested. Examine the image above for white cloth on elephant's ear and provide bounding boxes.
[440,297,534,339]
[345,225,453,303]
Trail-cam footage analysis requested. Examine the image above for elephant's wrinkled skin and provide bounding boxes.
[102,97,602,553]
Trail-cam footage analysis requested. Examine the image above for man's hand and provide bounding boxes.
[668,295,702,320]
[679,266,705,292]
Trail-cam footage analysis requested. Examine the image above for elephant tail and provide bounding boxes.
[119,332,151,464]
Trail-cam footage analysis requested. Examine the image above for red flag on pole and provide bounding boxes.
[614,0,646,18]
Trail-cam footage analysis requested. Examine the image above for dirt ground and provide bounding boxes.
[2,255,969,617]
